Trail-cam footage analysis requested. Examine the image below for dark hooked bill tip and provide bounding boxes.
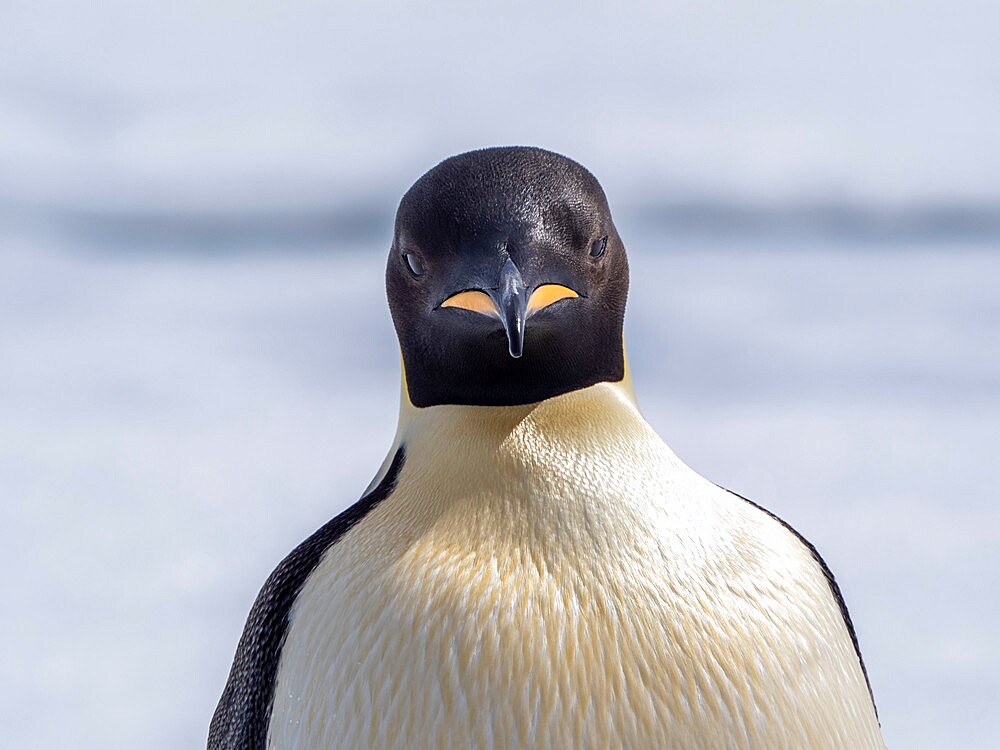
[497,257,528,358]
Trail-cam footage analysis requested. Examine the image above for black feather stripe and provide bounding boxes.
[208,447,406,750]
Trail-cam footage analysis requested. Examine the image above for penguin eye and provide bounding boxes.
[403,252,426,277]
[590,236,608,258]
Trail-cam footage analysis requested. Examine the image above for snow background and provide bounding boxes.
[1,2,998,748]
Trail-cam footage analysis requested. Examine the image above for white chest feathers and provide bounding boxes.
[267,384,884,749]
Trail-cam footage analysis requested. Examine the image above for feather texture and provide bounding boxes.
[267,380,884,749]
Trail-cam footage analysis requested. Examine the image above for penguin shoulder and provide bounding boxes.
[207,447,405,750]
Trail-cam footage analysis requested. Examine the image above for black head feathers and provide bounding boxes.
[386,147,629,407]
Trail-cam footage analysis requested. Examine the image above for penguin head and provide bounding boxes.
[387,146,629,407]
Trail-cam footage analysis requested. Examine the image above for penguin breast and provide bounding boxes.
[267,385,883,749]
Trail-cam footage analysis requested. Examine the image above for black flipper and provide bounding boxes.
[208,447,405,750]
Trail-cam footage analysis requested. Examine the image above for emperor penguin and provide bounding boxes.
[209,146,885,749]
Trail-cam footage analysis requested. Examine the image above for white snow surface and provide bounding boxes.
[1,234,998,748]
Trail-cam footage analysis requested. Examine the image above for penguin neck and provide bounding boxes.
[390,353,643,468]
[352,348,655,506]
[361,355,681,562]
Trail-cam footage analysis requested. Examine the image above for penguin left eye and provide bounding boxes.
[590,236,608,258]
[403,252,426,277]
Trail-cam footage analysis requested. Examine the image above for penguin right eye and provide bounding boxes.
[403,252,426,277]
[590,236,608,258]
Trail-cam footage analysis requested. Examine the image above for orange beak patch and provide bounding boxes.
[526,284,579,314]
[439,290,498,317]
[440,284,578,317]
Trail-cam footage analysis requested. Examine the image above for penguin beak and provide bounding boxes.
[439,258,579,359]
[496,258,528,358]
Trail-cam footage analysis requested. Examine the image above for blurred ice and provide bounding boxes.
[2,0,1000,220]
